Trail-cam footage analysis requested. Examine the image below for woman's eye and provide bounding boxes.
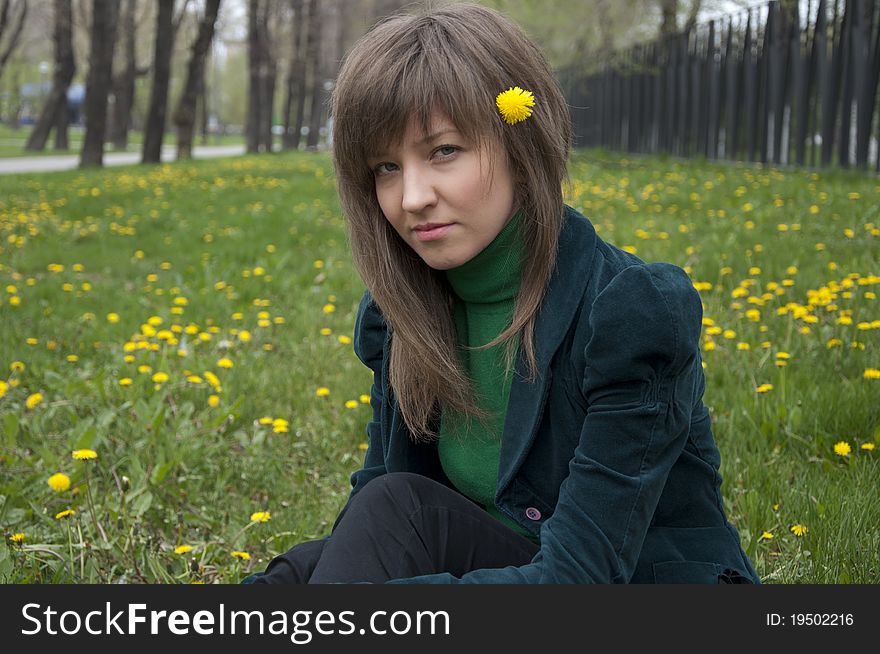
[435,145,458,158]
[373,146,458,177]
[373,162,397,176]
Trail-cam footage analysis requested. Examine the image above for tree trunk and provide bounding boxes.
[25,0,74,151]
[142,0,175,164]
[0,0,29,81]
[198,59,208,144]
[282,0,301,149]
[80,0,119,168]
[682,0,701,35]
[246,0,262,153]
[173,0,221,160]
[659,0,677,39]
[305,0,322,150]
[258,3,276,153]
[109,0,140,151]
[53,84,69,149]
[292,0,310,150]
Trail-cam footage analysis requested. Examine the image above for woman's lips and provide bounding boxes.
[413,224,454,242]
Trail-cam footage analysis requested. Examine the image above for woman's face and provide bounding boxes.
[368,112,516,270]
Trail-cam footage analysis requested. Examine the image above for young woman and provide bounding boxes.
[248,1,760,584]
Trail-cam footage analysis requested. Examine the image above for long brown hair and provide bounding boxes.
[331,1,572,442]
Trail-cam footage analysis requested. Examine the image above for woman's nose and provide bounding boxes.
[400,168,437,213]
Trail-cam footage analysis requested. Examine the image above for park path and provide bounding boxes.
[0,144,246,175]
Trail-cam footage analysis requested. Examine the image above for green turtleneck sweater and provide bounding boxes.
[440,208,538,543]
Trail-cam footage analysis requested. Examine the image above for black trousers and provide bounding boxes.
[250,472,540,584]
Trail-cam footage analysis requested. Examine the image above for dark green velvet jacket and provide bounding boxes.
[348,204,760,584]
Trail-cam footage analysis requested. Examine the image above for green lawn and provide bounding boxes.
[0,150,877,583]
[0,123,245,157]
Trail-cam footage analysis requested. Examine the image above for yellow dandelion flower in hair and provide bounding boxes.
[496,86,536,124]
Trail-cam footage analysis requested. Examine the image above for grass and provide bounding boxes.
[0,149,877,583]
[0,123,245,158]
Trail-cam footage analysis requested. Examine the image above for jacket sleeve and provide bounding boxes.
[387,263,703,583]
[342,291,390,508]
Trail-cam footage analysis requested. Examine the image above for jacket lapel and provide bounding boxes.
[496,206,597,495]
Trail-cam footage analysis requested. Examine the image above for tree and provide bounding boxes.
[142,0,189,164]
[24,0,73,151]
[245,0,261,152]
[282,0,307,151]
[303,0,321,150]
[173,0,221,159]
[658,0,702,39]
[0,0,28,82]
[80,0,118,167]
[109,0,149,151]
[257,1,277,152]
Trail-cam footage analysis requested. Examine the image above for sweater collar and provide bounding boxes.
[444,207,525,304]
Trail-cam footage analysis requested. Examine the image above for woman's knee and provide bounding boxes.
[348,472,437,517]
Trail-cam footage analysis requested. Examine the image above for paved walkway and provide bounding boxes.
[0,144,246,175]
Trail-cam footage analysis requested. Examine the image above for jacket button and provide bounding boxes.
[525,507,542,521]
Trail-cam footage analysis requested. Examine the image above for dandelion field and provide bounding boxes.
[0,150,877,583]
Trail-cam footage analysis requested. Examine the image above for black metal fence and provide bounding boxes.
[558,0,880,171]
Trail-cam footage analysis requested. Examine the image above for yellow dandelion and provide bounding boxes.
[152,371,169,383]
[833,441,851,457]
[208,395,220,407]
[345,400,359,409]
[790,524,808,537]
[107,313,120,323]
[358,442,369,451]
[258,416,274,425]
[9,533,25,544]
[0,380,7,399]
[861,443,875,451]
[250,511,271,523]
[359,394,371,404]
[11,361,25,372]
[238,330,252,343]
[495,86,536,124]
[25,392,43,410]
[756,383,774,394]
[231,551,251,560]
[316,387,330,397]
[322,304,336,314]
[338,335,352,345]
[72,449,97,460]
[760,531,774,540]
[48,472,71,492]
[174,545,193,554]
[320,327,332,336]
[119,377,133,386]
[864,368,880,379]
[55,509,76,520]
[217,357,233,369]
